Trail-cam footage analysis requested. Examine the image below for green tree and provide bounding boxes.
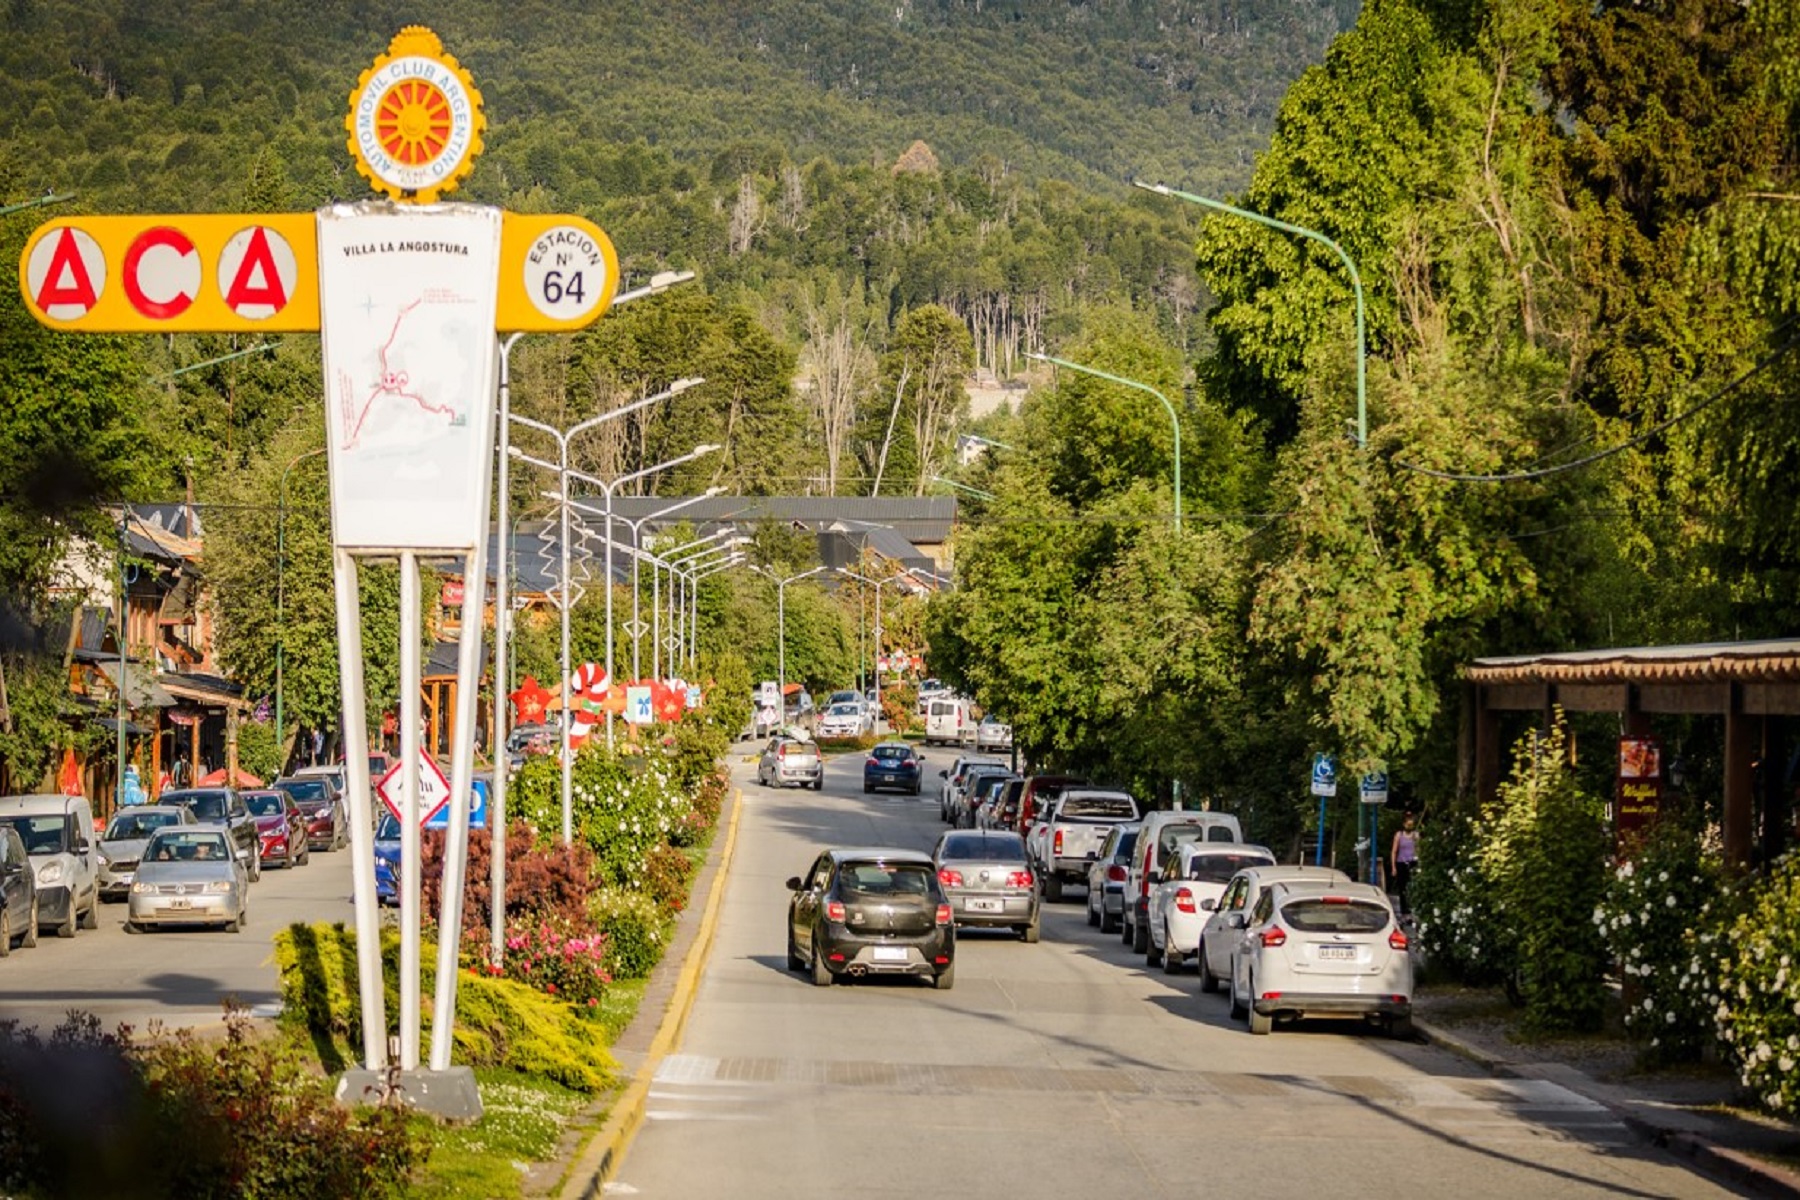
[858,305,973,497]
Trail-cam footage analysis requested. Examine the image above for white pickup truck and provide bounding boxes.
[1026,788,1140,902]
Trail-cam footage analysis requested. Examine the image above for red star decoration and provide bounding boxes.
[509,675,552,722]
[653,682,685,723]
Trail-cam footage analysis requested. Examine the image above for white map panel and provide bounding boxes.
[317,203,501,550]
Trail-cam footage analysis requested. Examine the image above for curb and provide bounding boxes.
[1415,1019,1800,1200]
[555,788,744,1200]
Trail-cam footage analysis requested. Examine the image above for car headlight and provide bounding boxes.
[131,881,153,894]
[36,861,64,886]
[204,880,233,894]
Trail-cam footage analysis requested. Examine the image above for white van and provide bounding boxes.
[1121,810,1243,954]
[0,793,99,938]
[924,697,971,746]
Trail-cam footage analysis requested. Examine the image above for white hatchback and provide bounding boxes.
[1146,843,1274,974]
[1226,879,1413,1037]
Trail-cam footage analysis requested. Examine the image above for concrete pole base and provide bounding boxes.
[336,1065,484,1122]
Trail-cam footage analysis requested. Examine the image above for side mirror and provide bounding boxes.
[1200,897,1217,912]
[75,839,91,854]
[1226,913,1246,930]
[937,769,947,778]
[785,876,803,892]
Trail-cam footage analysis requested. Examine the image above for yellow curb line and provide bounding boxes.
[557,788,744,1199]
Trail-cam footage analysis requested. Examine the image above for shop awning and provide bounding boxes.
[93,663,176,708]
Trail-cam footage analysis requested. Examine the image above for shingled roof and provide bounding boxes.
[1466,639,1800,685]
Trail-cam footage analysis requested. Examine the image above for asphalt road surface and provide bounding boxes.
[0,838,356,1035]
[612,750,1744,1200]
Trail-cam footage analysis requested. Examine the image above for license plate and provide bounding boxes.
[1316,944,1357,961]
[165,899,191,910]
[967,898,1002,913]
[871,946,908,963]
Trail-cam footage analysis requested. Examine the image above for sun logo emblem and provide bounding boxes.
[346,27,485,203]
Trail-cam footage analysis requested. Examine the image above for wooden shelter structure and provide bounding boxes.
[1467,640,1800,866]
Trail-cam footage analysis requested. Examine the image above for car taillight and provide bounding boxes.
[1260,927,1288,948]
[866,757,880,767]
[1140,848,1153,897]
[778,744,790,758]
[1006,870,1033,889]
[935,904,953,926]
[1175,887,1196,914]
[938,868,963,887]
[1053,829,1064,855]
[825,900,845,922]
[1106,864,1127,883]
[1389,928,1409,951]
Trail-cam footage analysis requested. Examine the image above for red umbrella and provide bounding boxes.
[197,766,263,788]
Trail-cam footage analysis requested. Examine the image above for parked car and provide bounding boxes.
[0,826,38,955]
[758,735,824,790]
[0,794,99,938]
[863,743,924,795]
[1013,774,1088,836]
[159,788,262,880]
[504,722,560,767]
[1028,788,1140,902]
[1085,823,1140,933]
[992,778,1025,832]
[826,690,860,709]
[962,771,1018,830]
[935,752,1006,820]
[271,776,348,851]
[923,696,972,746]
[1226,879,1413,1037]
[126,825,249,934]
[933,829,1038,941]
[973,716,1013,752]
[1122,810,1245,953]
[97,804,196,901]
[1196,863,1351,997]
[373,811,402,906]
[289,762,348,797]
[785,848,956,989]
[242,789,311,869]
[818,703,868,739]
[1146,843,1276,972]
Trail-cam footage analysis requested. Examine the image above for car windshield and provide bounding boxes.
[146,831,231,862]
[1281,897,1391,934]
[941,832,1025,860]
[839,862,935,898]
[977,776,1014,800]
[1187,851,1274,883]
[105,812,179,840]
[0,814,67,855]
[244,794,285,817]
[826,704,859,716]
[273,779,327,802]
[375,813,402,840]
[168,791,230,821]
[1061,794,1136,820]
[871,745,913,761]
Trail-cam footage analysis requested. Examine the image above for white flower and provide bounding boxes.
[1658,871,1668,883]
[1666,894,1678,908]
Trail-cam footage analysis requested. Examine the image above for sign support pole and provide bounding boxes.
[398,551,423,1070]
[490,334,520,967]
[329,550,388,1074]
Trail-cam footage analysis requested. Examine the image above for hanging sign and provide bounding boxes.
[317,202,502,551]
[1616,736,1662,845]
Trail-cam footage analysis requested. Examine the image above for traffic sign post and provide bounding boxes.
[1360,769,1389,887]
[1310,754,1336,866]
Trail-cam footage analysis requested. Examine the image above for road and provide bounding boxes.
[0,840,355,1034]
[613,751,1742,1200]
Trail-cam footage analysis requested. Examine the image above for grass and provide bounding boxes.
[406,1068,594,1199]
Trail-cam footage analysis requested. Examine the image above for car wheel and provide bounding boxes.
[863,784,872,794]
[225,913,241,934]
[1248,1004,1273,1036]
[1021,917,1040,945]
[299,844,310,867]
[933,961,955,990]
[1197,942,1220,994]
[0,906,11,957]
[1228,967,1247,1021]
[1387,1014,1415,1040]
[1131,912,1149,954]
[786,928,805,972]
[911,786,920,797]
[1044,875,1063,903]
[79,896,98,930]
[21,898,36,949]
[1145,932,1163,967]
[810,942,834,988]
[55,901,75,939]
[249,851,262,883]
[1100,904,1119,934]
[1085,894,1099,927]
[123,920,141,934]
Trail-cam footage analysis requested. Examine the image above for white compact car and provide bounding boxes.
[1226,879,1413,1037]
[1146,843,1274,973]
[817,703,867,739]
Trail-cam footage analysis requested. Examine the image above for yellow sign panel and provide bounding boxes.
[346,27,485,204]
[19,211,621,334]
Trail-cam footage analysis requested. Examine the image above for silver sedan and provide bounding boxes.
[126,826,249,934]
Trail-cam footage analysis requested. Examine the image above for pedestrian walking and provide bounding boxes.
[1389,812,1419,915]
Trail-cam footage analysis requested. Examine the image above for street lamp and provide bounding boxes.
[836,567,914,731]
[650,529,740,678]
[669,540,749,667]
[686,554,747,667]
[1133,180,1367,450]
[276,446,327,764]
[1026,351,1183,533]
[750,565,829,695]
[0,191,74,217]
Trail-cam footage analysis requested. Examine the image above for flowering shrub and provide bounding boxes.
[1712,852,1800,1118]
[1595,820,1729,1064]
[422,823,599,934]
[1411,815,1516,987]
[590,887,667,980]
[511,746,701,889]
[486,917,612,1007]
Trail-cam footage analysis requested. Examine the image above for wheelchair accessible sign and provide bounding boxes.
[1310,753,1337,797]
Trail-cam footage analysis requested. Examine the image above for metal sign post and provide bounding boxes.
[1310,753,1337,867]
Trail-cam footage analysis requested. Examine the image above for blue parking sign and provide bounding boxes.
[423,780,488,830]
[1310,753,1337,797]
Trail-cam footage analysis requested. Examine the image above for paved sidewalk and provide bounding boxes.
[1414,993,1800,1198]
